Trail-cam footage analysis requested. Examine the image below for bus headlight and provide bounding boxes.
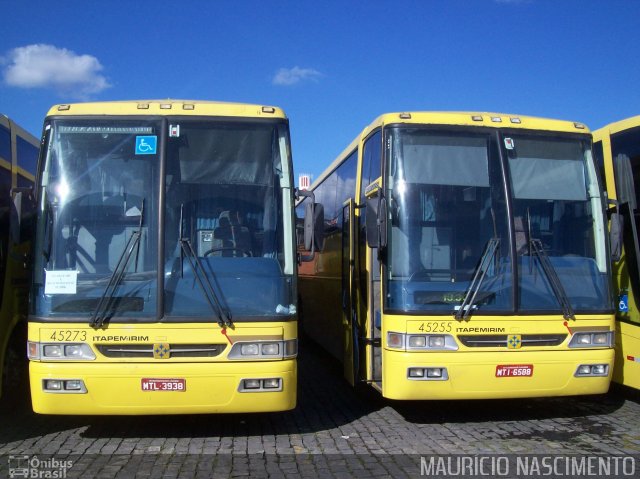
[569,332,613,348]
[43,345,63,358]
[229,340,297,360]
[240,344,260,355]
[388,332,458,351]
[407,367,449,380]
[261,343,280,355]
[575,364,609,377]
[238,377,283,392]
[29,342,96,360]
[43,379,88,393]
[592,333,610,345]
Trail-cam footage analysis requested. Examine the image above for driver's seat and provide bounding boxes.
[212,211,251,256]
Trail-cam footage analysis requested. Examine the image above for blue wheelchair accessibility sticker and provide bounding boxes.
[619,294,629,312]
[135,136,157,155]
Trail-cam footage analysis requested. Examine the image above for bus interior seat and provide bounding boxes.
[209,210,251,257]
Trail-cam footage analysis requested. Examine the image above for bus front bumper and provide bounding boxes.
[382,349,614,400]
[29,359,296,415]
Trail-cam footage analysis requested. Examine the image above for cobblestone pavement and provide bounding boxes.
[1,340,640,478]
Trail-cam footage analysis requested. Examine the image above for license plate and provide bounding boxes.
[495,365,533,377]
[141,378,186,391]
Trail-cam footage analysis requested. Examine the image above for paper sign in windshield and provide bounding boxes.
[44,270,78,295]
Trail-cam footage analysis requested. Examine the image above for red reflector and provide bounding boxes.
[627,356,635,361]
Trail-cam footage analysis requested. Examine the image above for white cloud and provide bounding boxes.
[272,66,322,86]
[2,44,110,97]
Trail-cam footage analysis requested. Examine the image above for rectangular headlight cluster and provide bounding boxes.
[575,364,609,377]
[228,339,297,360]
[408,367,449,381]
[387,332,458,351]
[568,332,614,348]
[28,342,96,360]
[238,377,282,392]
[43,379,88,393]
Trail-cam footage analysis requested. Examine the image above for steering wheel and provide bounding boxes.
[204,247,252,257]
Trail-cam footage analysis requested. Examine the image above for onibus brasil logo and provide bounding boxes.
[8,455,73,478]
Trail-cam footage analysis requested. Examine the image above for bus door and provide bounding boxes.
[367,242,382,387]
[614,154,640,312]
[342,198,357,385]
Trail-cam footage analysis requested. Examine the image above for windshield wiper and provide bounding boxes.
[90,200,145,327]
[455,238,500,320]
[178,204,232,328]
[529,238,576,320]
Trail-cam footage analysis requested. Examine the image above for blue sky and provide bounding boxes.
[1,0,639,180]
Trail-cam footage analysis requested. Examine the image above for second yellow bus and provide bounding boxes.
[298,112,615,400]
[593,115,640,390]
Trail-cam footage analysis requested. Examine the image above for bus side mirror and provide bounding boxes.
[609,200,624,262]
[609,208,623,263]
[304,201,324,252]
[10,187,35,244]
[296,189,324,262]
[365,183,387,250]
[365,195,379,248]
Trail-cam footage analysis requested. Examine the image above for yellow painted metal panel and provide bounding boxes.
[46,100,286,120]
[382,349,612,400]
[30,359,296,414]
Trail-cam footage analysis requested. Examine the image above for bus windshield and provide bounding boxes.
[384,127,610,315]
[33,118,295,322]
[33,120,160,320]
[385,129,513,314]
[163,120,295,320]
[506,134,610,313]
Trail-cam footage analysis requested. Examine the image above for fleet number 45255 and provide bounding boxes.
[417,322,452,333]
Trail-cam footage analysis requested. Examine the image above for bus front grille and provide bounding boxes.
[457,334,567,348]
[96,344,227,358]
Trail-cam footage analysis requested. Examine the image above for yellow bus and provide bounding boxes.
[0,114,38,403]
[28,100,305,414]
[298,112,616,400]
[593,116,640,390]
